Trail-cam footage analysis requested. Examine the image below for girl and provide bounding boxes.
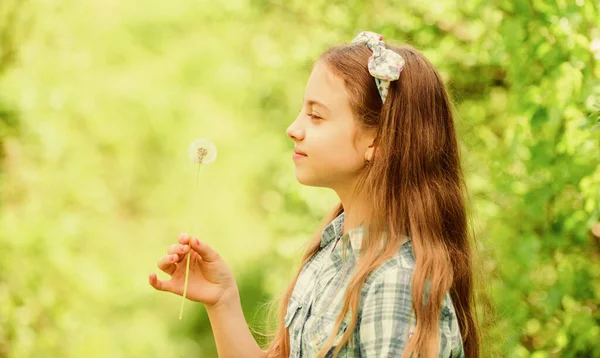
[149,31,481,357]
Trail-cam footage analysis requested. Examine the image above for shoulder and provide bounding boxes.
[358,239,458,317]
[362,239,415,292]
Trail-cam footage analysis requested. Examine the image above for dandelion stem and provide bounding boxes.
[179,162,202,320]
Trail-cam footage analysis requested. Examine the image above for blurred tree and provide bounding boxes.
[0,0,30,169]
[0,0,598,357]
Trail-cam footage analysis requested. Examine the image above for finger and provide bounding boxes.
[167,243,190,259]
[157,254,179,275]
[190,238,220,262]
[178,233,191,245]
[148,272,174,293]
[167,244,180,255]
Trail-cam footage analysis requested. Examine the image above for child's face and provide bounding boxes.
[286,60,375,190]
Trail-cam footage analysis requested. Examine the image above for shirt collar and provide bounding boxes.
[320,212,366,259]
[320,212,345,248]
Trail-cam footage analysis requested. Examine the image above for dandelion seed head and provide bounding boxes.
[188,139,217,164]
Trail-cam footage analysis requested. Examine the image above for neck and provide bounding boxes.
[334,181,366,236]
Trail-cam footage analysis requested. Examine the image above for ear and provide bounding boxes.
[360,128,377,162]
[364,142,376,162]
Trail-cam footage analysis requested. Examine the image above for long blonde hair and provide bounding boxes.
[265,42,481,358]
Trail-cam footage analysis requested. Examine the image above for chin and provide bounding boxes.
[294,172,322,187]
[295,175,314,186]
[296,177,332,189]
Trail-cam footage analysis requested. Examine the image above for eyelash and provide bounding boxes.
[307,113,322,121]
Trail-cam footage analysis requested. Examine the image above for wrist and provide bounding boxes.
[206,285,240,313]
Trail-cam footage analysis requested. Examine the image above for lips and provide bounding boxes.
[294,148,307,156]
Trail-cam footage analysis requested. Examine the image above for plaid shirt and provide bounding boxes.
[285,212,465,357]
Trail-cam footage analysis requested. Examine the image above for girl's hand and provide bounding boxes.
[149,233,238,308]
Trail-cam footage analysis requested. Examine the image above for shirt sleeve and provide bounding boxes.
[358,265,414,357]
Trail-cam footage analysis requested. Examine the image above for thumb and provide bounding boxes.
[148,272,176,293]
[190,238,220,262]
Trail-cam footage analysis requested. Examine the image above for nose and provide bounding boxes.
[286,114,305,142]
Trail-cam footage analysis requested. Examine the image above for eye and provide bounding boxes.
[308,113,322,121]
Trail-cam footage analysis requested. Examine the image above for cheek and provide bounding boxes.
[328,133,362,164]
[315,136,364,173]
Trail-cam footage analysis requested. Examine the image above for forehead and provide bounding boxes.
[304,60,350,109]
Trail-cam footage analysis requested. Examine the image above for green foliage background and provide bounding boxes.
[1,0,599,357]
